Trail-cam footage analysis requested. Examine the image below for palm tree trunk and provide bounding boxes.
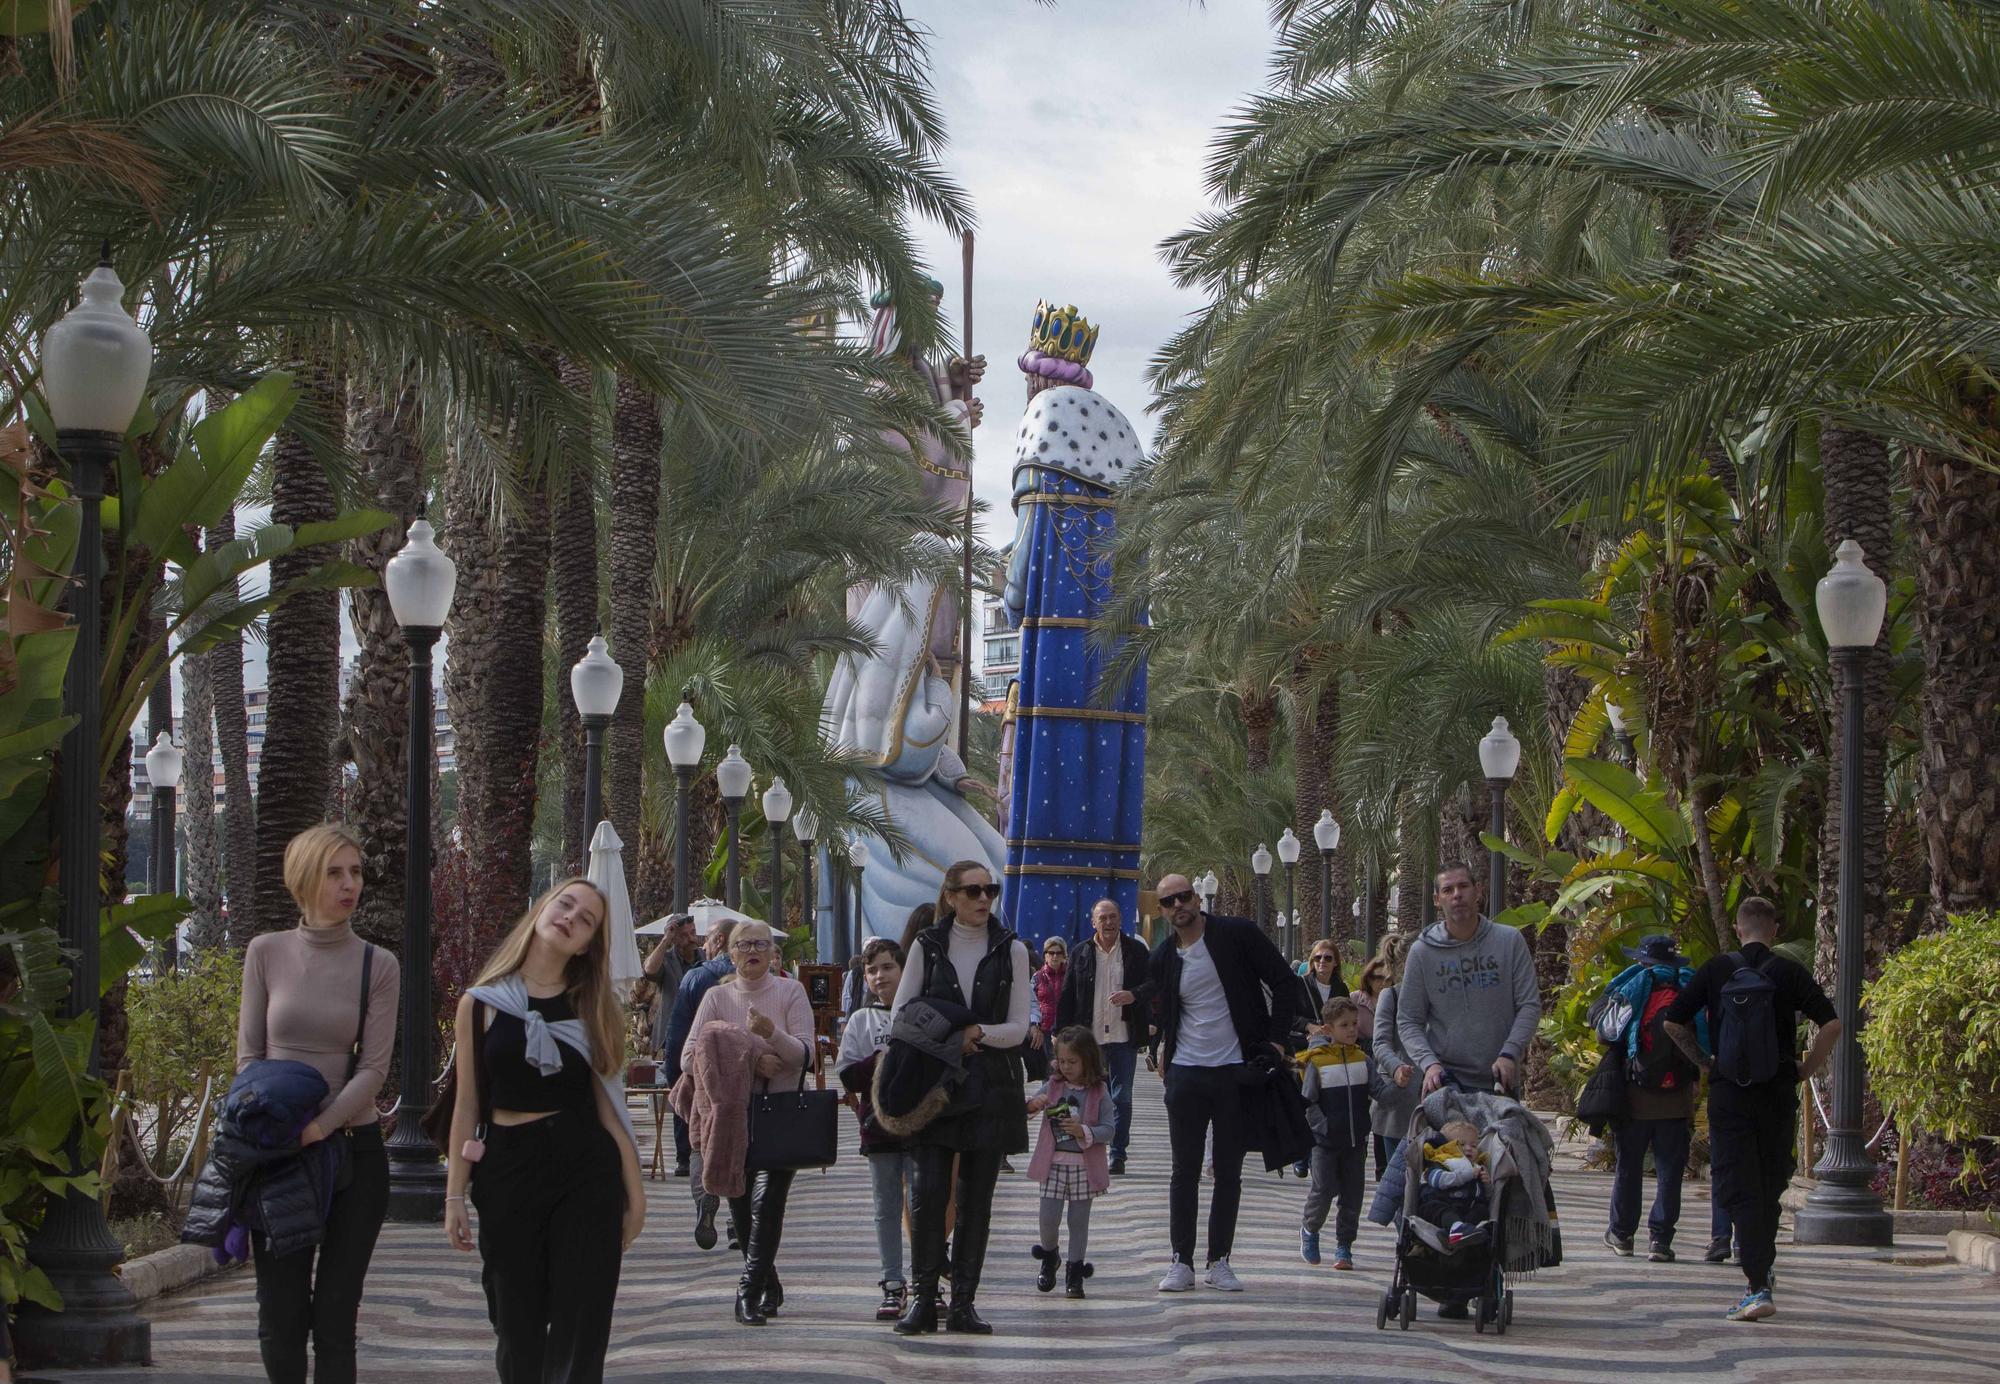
[553,359,600,872]
[1241,685,1277,773]
[253,362,345,936]
[207,507,257,945]
[607,374,660,857]
[181,627,223,950]
[1909,438,2000,920]
[1817,423,1898,982]
[1290,663,1346,944]
[442,447,551,950]
[1395,799,1428,934]
[342,380,425,949]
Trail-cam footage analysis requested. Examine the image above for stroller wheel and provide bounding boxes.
[1502,1288,1515,1330]
[1473,1296,1486,1333]
[1376,1292,1391,1331]
[1400,1288,1416,1329]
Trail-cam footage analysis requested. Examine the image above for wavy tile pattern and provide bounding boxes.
[42,1077,2000,1382]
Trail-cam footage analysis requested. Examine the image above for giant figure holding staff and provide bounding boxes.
[818,275,1005,937]
[997,302,1148,946]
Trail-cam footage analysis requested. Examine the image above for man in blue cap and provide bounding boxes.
[1599,933,1700,1262]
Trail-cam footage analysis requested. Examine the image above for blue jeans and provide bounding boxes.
[1103,1041,1139,1159]
[867,1150,913,1283]
[1608,1116,1691,1246]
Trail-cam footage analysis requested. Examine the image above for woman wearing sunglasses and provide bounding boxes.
[889,861,1031,1335]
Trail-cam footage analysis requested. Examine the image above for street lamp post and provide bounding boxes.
[383,517,457,1223]
[1606,698,1637,766]
[1277,829,1301,963]
[1251,843,1272,933]
[1795,539,1894,1247]
[16,253,155,1370]
[568,634,622,859]
[1477,716,1521,913]
[145,732,183,969]
[793,808,818,957]
[1314,810,1341,952]
[663,703,706,913]
[717,745,751,909]
[847,835,869,959]
[1196,870,1217,914]
[762,777,792,931]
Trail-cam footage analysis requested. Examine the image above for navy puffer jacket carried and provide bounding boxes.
[182,1060,347,1260]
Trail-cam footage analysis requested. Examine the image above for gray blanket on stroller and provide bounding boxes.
[1429,1087,1558,1274]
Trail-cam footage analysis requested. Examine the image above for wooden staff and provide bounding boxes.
[958,230,976,763]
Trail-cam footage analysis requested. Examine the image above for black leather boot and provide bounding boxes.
[760,1269,783,1317]
[946,1152,998,1333]
[893,1279,940,1335]
[742,1172,793,1318]
[1064,1261,1091,1299]
[1033,1244,1058,1293]
[734,1267,768,1326]
[896,1150,950,1335]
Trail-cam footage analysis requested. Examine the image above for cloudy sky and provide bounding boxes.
[902,0,1273,561]
[227,3,1274,703]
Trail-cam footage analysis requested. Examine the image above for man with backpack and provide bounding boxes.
[1662,896,1840,1324]
[1596,934,1701,1262]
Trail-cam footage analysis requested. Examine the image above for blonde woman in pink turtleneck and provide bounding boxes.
[680,918,815,1325]
[234,823,401,1384]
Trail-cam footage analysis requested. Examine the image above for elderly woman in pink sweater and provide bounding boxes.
[681,919,815,1325]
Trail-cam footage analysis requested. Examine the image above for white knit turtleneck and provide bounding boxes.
[889,918,1032,1048]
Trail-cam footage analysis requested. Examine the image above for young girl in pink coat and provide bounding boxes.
[1024,1027,1116,1299]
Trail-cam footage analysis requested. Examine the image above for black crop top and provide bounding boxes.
[482,993,596,1114]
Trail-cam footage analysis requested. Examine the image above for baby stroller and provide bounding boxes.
[1373,1087,1556,1335]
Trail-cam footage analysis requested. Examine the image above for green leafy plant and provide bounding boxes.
[1860,911,2000,1163]
[125,947,241,1173]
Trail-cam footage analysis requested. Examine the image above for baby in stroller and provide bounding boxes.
[1416,1119,1492,1246]
[1369,1088,1559,1333]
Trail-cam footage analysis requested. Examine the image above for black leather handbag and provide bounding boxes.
[746,1066,840,1173]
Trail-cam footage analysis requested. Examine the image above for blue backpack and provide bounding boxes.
[1713,952,1781,1086]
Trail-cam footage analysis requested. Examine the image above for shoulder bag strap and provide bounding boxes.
[347,944,375,1081]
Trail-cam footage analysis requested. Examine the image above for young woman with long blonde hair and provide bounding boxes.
[235,823,401,1384]
[442,878,643,1383]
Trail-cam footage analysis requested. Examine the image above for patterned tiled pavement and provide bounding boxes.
[37,1074,1998,1383]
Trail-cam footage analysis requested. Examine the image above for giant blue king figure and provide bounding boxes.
[996,302,1147,947]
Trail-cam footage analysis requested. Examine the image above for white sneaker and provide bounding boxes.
[1157,1260,1197,1292]
[1204,1257,1244,1291]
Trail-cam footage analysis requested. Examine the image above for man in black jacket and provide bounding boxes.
[1142,872,1300,1293]
[1056,898,1152,1174]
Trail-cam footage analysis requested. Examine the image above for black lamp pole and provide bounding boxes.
[1360,865,1377,958]
[673,765,695,913]
[16,431,152,1368]
[799,842,816,958]
[769,818,786,933]
[150,775,177,969]
[580,712,609,850]
[850,860,866,961]
[1486,779,1508,913]
[385,624,444,1221]
[1283,860,1298,964]
[1795,644,1894,1245]
[1318,847,1333,951]
[722,792,744,909]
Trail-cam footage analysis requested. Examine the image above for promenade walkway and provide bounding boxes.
[44,1073,1996,1383]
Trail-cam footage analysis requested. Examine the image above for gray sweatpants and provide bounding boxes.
[1301,1144,1368,1247]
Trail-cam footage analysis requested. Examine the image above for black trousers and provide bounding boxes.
[1163,1063,1249,1266]
[1707,1083,1797,1293]
[728,1168,796,1295]
[252,1124,389,1384]
[472,1109,625,1384]
[908,1144,1003,1298]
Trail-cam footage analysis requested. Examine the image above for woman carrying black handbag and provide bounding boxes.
[679,919,817,1325]
[889,861,1032,1336]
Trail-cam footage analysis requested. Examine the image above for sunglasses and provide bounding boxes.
[1159,889,1197,907]
[954,883,1002,900]
[1044,947,1066,957]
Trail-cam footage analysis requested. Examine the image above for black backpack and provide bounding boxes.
[1713,952,1781,1087]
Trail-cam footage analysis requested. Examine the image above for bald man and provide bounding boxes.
[1146,872,1301,1293]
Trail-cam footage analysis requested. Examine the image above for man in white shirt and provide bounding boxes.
[1143,873,1301,1293]
[1056,899,1151,1174]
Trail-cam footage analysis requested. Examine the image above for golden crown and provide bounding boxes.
[1027,300,1100,366]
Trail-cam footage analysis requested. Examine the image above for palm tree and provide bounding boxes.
[205,509,256,941]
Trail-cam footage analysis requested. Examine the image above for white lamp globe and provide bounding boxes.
[144,731,183,789]
[1816,539,1889,650]
[569,634,623,718]
[663,702,706,769]
[1251,843,1272,877]
[716,745,752,801]
[761,777,793,824]
[1313,809,1341,852]
[1478,715,1522,781]
[792,807,818,844]
[384,519,457,629]
[42,258,152,435]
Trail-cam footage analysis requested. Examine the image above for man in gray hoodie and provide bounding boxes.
[1398,864,1541,1096]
